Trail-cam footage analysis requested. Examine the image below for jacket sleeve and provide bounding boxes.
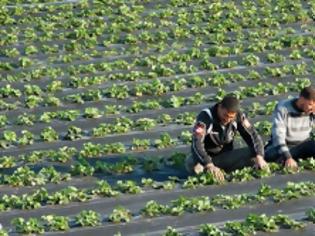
[191,111,213,165]
[237,112,265,157]
[271,104,291,160]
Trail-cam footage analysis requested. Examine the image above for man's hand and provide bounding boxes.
[254,155,269,171]
[193,163,204,175]
[285,157,298,170]
[205,163,225,182]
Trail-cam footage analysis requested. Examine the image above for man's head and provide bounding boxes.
[217,95,240,125]
[297,86,315,114]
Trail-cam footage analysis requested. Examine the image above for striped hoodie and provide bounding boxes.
[266,98,315,159]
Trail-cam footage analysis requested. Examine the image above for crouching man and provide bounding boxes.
[185,95,268,181]
[265,86,315,169]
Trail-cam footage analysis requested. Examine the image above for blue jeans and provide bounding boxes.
[265,139,315,163]
[186,147,256,173]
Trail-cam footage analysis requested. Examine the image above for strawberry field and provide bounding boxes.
[0,0,315,235]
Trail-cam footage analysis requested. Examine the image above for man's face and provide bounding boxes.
[218,105,237,125]
[300,97,315,114]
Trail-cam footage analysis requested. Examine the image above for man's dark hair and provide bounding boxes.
[221,95,240,112]
[300,85,315,100]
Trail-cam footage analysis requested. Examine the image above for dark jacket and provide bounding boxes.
[191,103,264,165]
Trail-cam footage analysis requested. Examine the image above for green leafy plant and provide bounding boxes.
[289,50,302,60]
[65,126,83,140]
[245,214,279,232]
[229,167,255,182]
[75,210,101,227]
[211,194,251,210]
[175,112,196,125]
[254,121,272,136]
[92,180,119,197]
[104,105,124,115]
[3,130,17,143]
[299,157,315,171]
[41,127,59,142]
[306,208,315,223]
[142,157,162,172]
[47,186,90,205]
[12,217,45,234]
[224,221,255,236]
[0,155,16,168]
[95,160,135,175]
[116,180,142,194]
[4,166,46,186]
[199,224,227,236]
[71,160,95,176]
[131,138,150,151]
[41,215,70,232]
[24,85,42,96]
[17,113,36,126]
[105,85,129,99]
[163,226,182,236]
[83,107,102,118]
[0,115,7,127]
[166,95,185,108]
[267,53,285,63]
[103,142,126,154]
[154,132,176,149]
[44,96,61,107]
[272,214,305,229]
[108,206,132,223]
[38,167,71,184]
[0,84,21,98]
[135,118,157,131]
[158,114,172,124]
[243,54,260,66]
[25,95,43,108]
[141,200,168,217]
[49,146,76,163]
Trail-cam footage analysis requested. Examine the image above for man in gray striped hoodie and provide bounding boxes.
[265,86,315,169]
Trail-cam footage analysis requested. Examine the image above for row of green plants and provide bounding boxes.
[1,9,313,77]
[0,75,308,140]
[0,75,309,115]
[0,112,195,148]
[182,158,315,189]
[2,32,313,77]
[9,181,315,234]
[1,23,310,72]
[1,157,314,209]
[1,79,308,148]
[1,33,313,83]
[0,93,204,128]
[0,42,313,96]
[2,206,313,236]
[3,0,309,29]
[164,209,315,236]
[0,166,71,187]
[0,71,297,126]
[0,74,306,130]
[0,113,310,169]
[0,134,189,168]
[1,0,311,52]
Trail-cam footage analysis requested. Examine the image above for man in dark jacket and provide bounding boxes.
[185,95,268,181]
[265,86,315,170]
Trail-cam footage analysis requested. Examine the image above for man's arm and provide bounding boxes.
[271,105,291,160]
[191,112,213,165]
[237,113,264,157]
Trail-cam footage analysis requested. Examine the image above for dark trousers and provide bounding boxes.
[265,139,315,163]
[186,147,256,173]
